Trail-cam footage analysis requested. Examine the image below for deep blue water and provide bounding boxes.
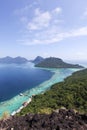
[0,63,53,102]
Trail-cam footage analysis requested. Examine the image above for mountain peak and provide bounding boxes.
[32,56,44,64]
[35,56,44,60]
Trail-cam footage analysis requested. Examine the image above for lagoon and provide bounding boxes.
[0,62,81,116]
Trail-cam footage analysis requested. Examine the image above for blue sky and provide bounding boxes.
[0,0,87,61]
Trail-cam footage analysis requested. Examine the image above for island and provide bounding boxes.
[0,56,29,64]
[31,56,44,64]
[35,57,84,68]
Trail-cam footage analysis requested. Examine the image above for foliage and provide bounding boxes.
[35,57,83,68]
[19,68,87,115]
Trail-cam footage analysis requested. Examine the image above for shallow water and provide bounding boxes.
[0,63,81,116]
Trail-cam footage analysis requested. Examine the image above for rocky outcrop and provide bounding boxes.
[0,109,87,130]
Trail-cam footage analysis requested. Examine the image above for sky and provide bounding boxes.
[0,0,87,61]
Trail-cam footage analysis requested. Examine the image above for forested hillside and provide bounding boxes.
[19,68,87,115]
[35,57,83,68]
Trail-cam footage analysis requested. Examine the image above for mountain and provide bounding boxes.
[32,56,44,64]
[0,56,29,64]
[13,56,29,64]
[35,57,84,68]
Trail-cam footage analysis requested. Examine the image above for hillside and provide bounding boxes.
[1,67,87,130]
[35,57,84,68]
[32,56,44,64]
[19,68,87,115]
[0,56,29,64]
[0,109,87,130]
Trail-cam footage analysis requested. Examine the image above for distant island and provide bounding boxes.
[0,56,84,68]
[0,56,44,64]
[35,57,84,68]
[31,56,44,64]
[0,56,29,64]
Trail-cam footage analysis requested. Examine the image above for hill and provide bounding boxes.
[32,56,44,64]
[0,56,29,64]
[35,57,84,68]
[19,68,87,115]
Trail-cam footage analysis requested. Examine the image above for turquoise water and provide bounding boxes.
[0,66,81,116]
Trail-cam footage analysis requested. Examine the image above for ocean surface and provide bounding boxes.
[0,62,82,116]
[0,63,53,102]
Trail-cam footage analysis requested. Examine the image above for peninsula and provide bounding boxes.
[35,57,84,68]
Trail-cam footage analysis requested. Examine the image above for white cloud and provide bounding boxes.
[27,9,52,30]
[15,6,87,45]
[14,6,63,32]
[18,26,87,45]
[52,7,62,14]
[26,7,62,30]
[69,26,87,37]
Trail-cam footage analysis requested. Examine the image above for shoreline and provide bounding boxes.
[0,68,80,117]
[10,68,81,116]
[11,97,32,116]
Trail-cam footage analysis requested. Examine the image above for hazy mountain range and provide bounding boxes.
[0,56,84,68]
[31,56,44,64]
[0,56,28,64]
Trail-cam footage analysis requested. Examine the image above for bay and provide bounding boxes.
[0,63,81,116]
[0,62,53,102]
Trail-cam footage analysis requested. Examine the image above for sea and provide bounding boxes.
[0,62,84,116]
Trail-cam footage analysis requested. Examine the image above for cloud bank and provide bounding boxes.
[15,4,87,45]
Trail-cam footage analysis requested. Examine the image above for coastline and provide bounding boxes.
[0,68,80,117]
[11,97,32,116]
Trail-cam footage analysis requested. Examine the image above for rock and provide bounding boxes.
[0,109,87,130]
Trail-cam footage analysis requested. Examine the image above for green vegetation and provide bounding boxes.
[35,57,84,68]
[19,68,87,116]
